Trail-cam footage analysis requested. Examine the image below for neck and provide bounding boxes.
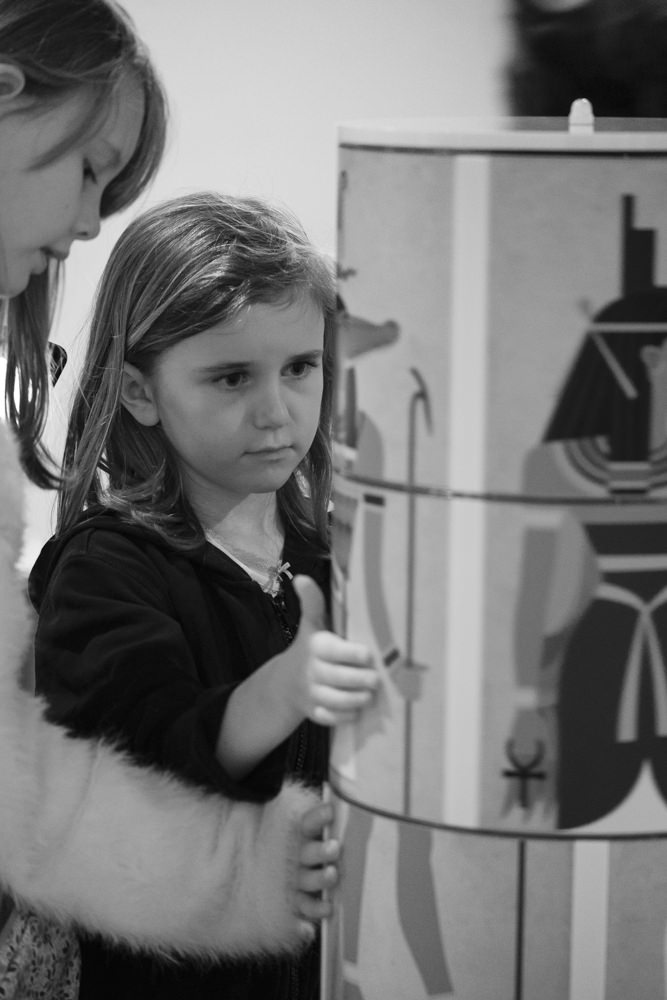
[203,491,277,533]
[203,493,284,565]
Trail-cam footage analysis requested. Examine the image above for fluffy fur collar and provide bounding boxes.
[0,422,319,959]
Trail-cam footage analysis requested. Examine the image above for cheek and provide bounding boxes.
[314,376,326,421]
[0,210,31,295]
[149,391,194,446]
[304,385,325,439]
[0,196,26,254]
[38,161,73,205]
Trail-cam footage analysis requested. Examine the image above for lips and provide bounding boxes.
[248,446,293,458]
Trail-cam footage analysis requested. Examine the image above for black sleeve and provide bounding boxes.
[34,533,286,802]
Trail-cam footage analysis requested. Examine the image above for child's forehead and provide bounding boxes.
[214,294,323,330]
[176,298,325,360]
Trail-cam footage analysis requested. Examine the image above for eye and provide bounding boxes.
[285,359,319,378]
[217,370,248,389]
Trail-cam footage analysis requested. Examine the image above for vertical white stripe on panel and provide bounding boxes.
[569,840,610,1000]
[448,153,491,493]
[442,155,490,827]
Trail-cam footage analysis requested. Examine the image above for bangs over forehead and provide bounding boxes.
[109,193,336,365]
[101,67,166,217]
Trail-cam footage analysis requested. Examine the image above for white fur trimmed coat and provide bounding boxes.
[0,422,319,959]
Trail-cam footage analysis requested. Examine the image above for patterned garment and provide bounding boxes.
[0,908,80,999]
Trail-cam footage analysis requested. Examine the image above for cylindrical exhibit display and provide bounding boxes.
[324,116,667,1000]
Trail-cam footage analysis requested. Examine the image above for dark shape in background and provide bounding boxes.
[508,0,667,117]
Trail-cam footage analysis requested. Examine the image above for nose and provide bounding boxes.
[254,380,290,429]
[73,191,102,242]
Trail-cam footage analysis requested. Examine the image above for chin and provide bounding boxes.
[0,274,26,298]
[1,259,37,297]
[261,473,294,492]
[253,468,298,493]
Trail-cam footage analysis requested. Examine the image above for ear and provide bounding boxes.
[0,64,25,102]
[120,363,160,426]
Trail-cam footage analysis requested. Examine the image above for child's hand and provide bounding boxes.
[292,575,378,726]
[295,800,340,925]
[216,577,376,778]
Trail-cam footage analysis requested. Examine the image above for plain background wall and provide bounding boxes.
[22,0,515,566]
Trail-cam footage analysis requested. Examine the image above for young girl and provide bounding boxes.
[30,191,378,999]
[0,0,337,988]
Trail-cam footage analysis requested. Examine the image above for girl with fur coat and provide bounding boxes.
[0,0,338,991]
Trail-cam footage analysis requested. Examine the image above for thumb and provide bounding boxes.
[293,574,327,631]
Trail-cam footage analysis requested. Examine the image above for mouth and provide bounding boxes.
[248,446,293,459]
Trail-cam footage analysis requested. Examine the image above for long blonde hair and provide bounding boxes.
[58,192,336,551]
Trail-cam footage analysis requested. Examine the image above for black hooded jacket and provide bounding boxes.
[29,508,330,1000]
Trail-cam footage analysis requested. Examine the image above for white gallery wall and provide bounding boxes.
[22,0,514,565]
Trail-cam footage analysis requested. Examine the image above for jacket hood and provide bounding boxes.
[27,510,208,614]
[28,508,327,614]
